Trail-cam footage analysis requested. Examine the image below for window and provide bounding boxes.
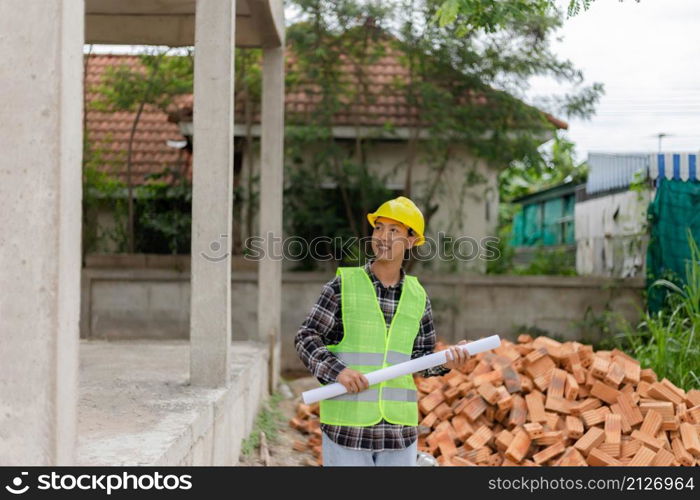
[511,193,575,247]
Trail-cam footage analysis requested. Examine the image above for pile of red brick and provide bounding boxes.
[416,335,700,466]
[290,335,700,466]
[289,403,323,466]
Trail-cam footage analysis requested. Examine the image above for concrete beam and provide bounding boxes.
[258,41,285,391]
[84,0,279,47]
[0,0,84,465]
[246,0,283,48]
[85,14,196,46]
[84,13,265,47]
[190,0,236,387]
[85,0,197,15]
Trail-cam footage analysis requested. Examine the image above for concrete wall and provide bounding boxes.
[576,189,652,278]
[81,263,645,373]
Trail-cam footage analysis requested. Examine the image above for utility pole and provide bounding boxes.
[657,133,667,152]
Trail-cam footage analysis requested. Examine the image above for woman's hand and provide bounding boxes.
[443,340,470,370]
[336,368,370,393]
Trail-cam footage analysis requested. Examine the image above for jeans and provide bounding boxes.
[321,432,417,466]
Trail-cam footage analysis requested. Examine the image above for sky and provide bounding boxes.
[527,0,700,161]
[90,0,700,163]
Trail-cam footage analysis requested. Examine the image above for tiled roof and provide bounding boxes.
[174,43,568,130]
[281,45,568,130]
[86,50,567,186]
[285,45,427,127]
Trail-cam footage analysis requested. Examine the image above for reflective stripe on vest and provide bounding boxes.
[382,387,417,402]
[329,387,417,403]
[335,352,385,367]
[386,350,411,365]
[319,265,426,427]
[332,389,380,402]
[335,351,408,366]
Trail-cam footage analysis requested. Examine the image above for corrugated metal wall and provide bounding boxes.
[586,153,649,195]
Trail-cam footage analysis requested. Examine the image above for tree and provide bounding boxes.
[91,49,193,253]
[499,133,587,203]
[283,1,398,269]
[434,0,641,30]
[284,0,601,270]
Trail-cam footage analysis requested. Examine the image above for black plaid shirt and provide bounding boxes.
[294,258,447,451]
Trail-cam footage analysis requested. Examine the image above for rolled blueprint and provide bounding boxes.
[301,335,501,405]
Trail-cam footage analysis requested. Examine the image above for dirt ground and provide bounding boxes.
[239,376,319,466]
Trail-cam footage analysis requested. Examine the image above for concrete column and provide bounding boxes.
[258,42,285,391]
[190,0,236,387]
[0,0,84,465]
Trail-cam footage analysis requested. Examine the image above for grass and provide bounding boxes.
[600,229,700,390]
[240,391,285,458]
[512,247,577,276]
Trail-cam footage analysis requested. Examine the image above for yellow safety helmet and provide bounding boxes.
[367,196,426,246]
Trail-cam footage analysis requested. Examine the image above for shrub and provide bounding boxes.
[605,229,700,390]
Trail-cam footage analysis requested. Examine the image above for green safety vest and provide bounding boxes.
[319,266,427,427]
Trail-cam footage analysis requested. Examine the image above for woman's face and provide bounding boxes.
[371,216,416,262]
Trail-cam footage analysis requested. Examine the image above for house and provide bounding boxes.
[83,54,195,255]
[512,152,656,278]
[85,42,567,273]
[577,151,700,312]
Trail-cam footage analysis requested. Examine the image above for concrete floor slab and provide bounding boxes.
[77,340,268,465]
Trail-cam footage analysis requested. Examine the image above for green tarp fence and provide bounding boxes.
[646,178,700,313]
